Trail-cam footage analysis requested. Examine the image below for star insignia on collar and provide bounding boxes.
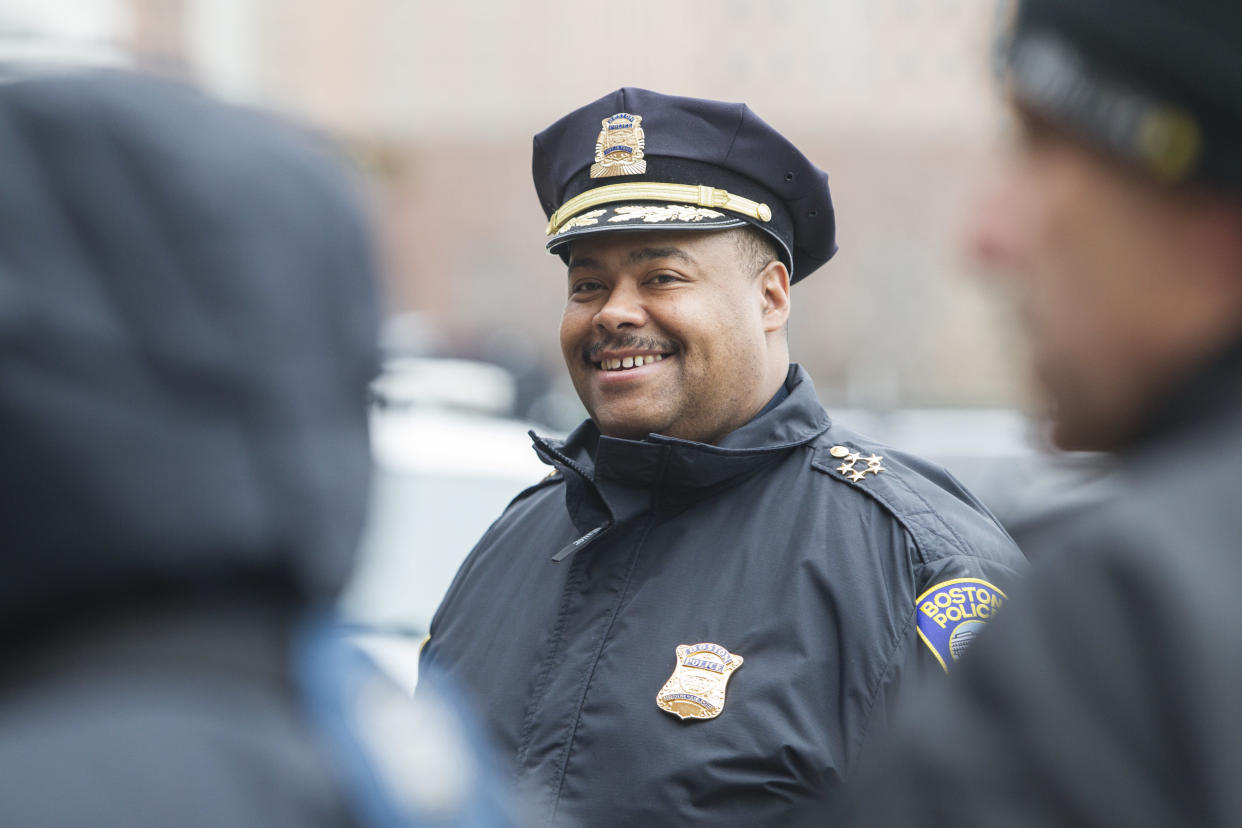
[831,447,885,483]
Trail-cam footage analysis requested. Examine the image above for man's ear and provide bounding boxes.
[758,260,791,332]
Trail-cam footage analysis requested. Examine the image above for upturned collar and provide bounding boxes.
[530,365,829,531]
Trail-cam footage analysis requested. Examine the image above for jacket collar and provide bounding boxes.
[531,364,830,498]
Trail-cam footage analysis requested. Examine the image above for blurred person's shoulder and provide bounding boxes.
[0,609,353,828]
[1046,408,1242,591]
[1038,364,1242,563]
[298,621,527,827]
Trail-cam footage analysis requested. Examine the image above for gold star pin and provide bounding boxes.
[833,447,884,483]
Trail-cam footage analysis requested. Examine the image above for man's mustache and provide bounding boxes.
[584,335,677,360]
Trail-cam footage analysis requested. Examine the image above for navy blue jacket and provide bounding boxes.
[840,340,1242,827]
[424,366,1026,826]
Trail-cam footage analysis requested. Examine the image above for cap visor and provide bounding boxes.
[546,201,747,254]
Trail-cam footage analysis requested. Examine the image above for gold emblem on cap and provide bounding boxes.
[552,204,731,237]
[834,449,885,483]
[591,113,647,178]
[553,209,607,235]
[609,204,726,225]
[656,642,743,721]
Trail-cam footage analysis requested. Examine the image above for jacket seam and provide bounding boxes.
[547,450,668,821]
[884,470,974,563]
[513,527,585,776]
[850,593,920,769]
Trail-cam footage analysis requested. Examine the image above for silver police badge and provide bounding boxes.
[656,642,743,721]
[590,112,647,178]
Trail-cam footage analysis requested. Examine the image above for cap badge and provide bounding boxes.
[830,446,885,483]
[656,642,743,721]
[591,113,647,179]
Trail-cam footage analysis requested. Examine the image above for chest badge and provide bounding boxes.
[656,642,743,721]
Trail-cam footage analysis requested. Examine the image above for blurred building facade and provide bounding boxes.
[2,0,1025,412]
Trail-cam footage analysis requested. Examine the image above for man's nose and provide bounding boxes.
[593,281,647,330]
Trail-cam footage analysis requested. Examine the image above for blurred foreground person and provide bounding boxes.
[843,1,1242,825]
[0,69,514,827]
[421,87,1025,826]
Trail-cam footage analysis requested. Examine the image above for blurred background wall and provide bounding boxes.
[0,0,1025,424]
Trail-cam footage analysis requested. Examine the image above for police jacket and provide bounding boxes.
[841,339,1242,827]
[424,365,1026,826]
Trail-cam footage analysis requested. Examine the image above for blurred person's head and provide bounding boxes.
[968,0,1242,452]
[533,88,836,444]
[0,69,380,626]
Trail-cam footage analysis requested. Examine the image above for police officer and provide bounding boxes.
[421,88,1026,826]
[841,1,1242,825]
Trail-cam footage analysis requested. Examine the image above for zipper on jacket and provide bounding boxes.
[551,522,612,563]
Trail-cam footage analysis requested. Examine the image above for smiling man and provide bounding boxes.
[563,229,788,445]
[421,88,1026,826]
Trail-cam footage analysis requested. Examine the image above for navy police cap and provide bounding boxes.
[533,87,837,283]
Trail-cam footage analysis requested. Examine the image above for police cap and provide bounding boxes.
[1004,0,1242,191]
[533,87,836,283]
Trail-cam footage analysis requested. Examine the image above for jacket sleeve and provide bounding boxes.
[851,545,1026,780]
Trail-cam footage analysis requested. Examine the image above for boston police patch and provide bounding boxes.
[916,578,1006,672]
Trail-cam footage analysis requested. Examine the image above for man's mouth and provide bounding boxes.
[595,353,667,372]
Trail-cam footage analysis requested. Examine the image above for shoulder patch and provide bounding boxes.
[916,578,1006,672]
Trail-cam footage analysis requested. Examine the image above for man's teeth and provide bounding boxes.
[600,354,665,371]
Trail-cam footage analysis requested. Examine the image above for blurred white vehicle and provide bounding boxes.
[340,358,554,689]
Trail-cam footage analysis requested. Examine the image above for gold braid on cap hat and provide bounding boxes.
[546,183,772,236]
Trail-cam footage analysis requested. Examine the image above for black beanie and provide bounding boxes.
[1002,0,1242,192]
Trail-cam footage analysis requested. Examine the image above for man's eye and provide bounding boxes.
[571,281,604,294]
[649,273,681,285]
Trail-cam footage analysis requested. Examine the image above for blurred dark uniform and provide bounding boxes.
[422,88,1027,826]
[841,2,1242,826]
[0,69,515,827]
